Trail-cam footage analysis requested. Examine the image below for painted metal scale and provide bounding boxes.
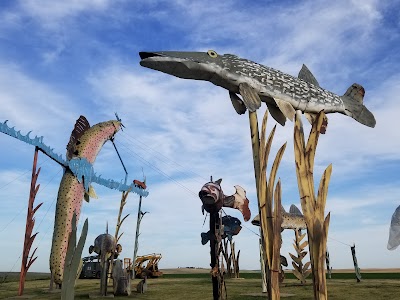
[0,120,149,197]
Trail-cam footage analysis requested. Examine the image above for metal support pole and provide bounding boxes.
[210,211,219,300]
[351,244,361,282]
[132,182,147,279]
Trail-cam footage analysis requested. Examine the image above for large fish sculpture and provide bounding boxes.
[199,179,251,221]
[139,50,376,128]
[50,116,121,285]
[252,204,307,231]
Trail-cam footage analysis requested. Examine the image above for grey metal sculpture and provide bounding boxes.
[89,230,122,296]
[388,205,400,250]
[251,204,307,230]
[139,50,375,128]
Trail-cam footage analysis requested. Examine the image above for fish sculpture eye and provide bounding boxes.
[207,50,218,58]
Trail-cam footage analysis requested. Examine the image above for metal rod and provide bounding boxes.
[112,140,128,185]
[210,211,219,300]
[132,180,146,279]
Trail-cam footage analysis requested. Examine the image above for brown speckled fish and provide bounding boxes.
[50,116,121,285]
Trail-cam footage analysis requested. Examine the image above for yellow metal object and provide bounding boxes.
[127,253,163,278]
[293,110,331,300]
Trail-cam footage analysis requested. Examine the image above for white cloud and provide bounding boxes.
[17,0,112,25]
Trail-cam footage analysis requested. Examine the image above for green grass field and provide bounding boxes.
[1,272,399,299]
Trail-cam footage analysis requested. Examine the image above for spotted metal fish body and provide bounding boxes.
[139,50,375,128]
[50,117,121,285]
[251,204,306,231]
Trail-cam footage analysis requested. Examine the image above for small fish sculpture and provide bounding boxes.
[140,50,376,129]
[201,215,242,245]
[199,179,251,221]
[252,204,306,231]
[50,116,121,285]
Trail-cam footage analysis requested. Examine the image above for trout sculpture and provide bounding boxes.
[50,116,121,285]
[139,50,376,128]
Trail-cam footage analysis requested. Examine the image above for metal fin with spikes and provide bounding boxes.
[0,120,149,197]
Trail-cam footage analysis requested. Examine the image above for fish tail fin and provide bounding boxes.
[341,83,376,128]
[201,232,210,245]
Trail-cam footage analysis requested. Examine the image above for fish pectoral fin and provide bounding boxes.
[84,193,90,203]
[238,82,262,112]
[85,185,98,201]
[266,103,286,126]
[304,112,328,134]
[298,64,320,87]
[229,92,247,115]
[274,98,295,121]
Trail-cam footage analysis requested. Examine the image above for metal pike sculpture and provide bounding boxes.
[0,116,149,285]
[139,50,376,129]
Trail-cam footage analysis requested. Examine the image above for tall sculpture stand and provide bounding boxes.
[293,111,331,300]
[351,244,361,282]
[132,180,147,279]
[18,147,43,296]
[249,110,286,299]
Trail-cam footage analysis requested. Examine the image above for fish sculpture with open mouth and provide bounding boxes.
[139,50,376,130]
[198,178,251,222]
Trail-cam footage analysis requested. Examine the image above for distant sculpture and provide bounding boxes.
[251,204,306,230]
[89,230,122,296]
[112,259,131,296]
[139,50,376,128]
[89,233,122,266]
[136,276,148,294]
[388,205,400,250]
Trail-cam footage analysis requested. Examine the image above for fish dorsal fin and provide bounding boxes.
[66,115,90,160]
[251,214,260,226]
[280,204,287,213]
[298,64,320,87]
[238,82,262,112]
[275,98,296,121]
[266,102,286,126]
[215,178,222,185]
[229,92,247,115]
[289,204,303,216]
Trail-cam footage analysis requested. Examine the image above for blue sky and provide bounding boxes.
[0,0,399,274]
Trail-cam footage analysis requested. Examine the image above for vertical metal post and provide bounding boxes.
[132,181,146,279]
[351,244,361,282]
[210,211,219,300]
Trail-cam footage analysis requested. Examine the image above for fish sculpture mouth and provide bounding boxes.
[139,52,163,60]
[139,52,217,81]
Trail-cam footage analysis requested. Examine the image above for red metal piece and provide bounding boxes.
[133,179,146,190]
[18,147,43,296]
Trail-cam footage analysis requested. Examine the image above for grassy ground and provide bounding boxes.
[1,273,400,299]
